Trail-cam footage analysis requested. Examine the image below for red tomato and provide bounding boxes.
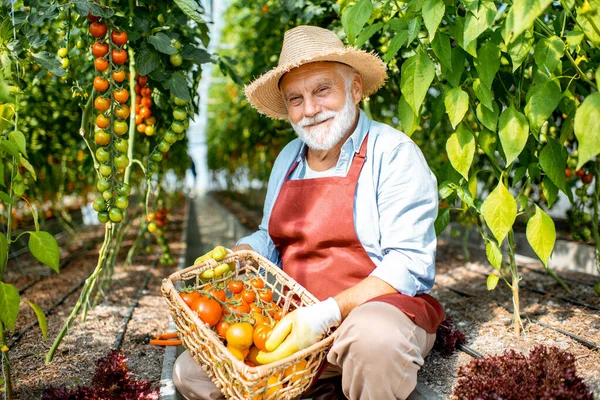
[252,323,273,351]
[229,280,243,294]
[111,30,128,46]
[180,291,201,308]
[112,49,128,65]
[250,278,265,289]
[89,22,107,38]
[210,288,226,302]
[258,289,273,303]
[216,320,230,339]
[273,308,284,321]
[192,297,222,327]
[112,69,126,83]
[576,169,585,178]
[92,41,108,57]
[94,57,109,71]
[583,173,593,184]
[242,290,255,303]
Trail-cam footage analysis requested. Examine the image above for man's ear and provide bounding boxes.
[351,73,363,104]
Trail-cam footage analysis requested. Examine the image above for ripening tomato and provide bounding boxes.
[112,69,126,82]
[147,221,157,233]
[114,139,128,153]
[135,114,143,125]
[141,97,152,108]
[229,280,244,294]
[250,278,265,289]
[114,104,130,120]
[209,288,226,302]
[136,123,147,133]
[224,301,250,317]
[565,169,573,179]
[252,323,273,351]
[576,169,585,178]
[111,30,128,46]
[113,88,129,103]
[87,12,100,22]
[145,116,157,126]
[144,125,155,136]
[113,121,128,136]
[137,75,147,86]
[192,297,222,327]
[112,49,127,65]
[583,173,593,184]
[258,289,273,303]
[247,346,262,366]
[89,22,107,38]
[139,106,152,119]
[96,114,110,129]
[180,291,201,308]
[216,320,230,339]
[94,57,109,71]
[242,290,256,304]
[94,96,111,112]
[92,41,109,57]
[252,311,265,326]
[141,87,152,97]
[94,130,111,146]
[226,322,254,350]
[93,76,109,91]
[273,308,284,321]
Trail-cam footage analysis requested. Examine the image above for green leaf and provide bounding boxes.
[148,32,178,55]
[423,0,445,41]
[432,33,452,71]
[342,0,374,44]
[435,208,451,236]
[499,105,529,165]
[474,78,494,111]
[8,130,26,157]
[476,101,499,132]
[504,0,553,44]
[0,282,20,330]
[173,0,207,25]
[508,30,534,72]
[181,45,212,64]
[513,165,529,184]
[577,1,600,46]
[486,241,503,271]
[31,52,66,77]
[0,139,20,159]
[478,129,498,159]
[398,96,419,137]
[457,185,475,208]
[526,205,556,267]
[487,274,500,290]
[482,180,517,243]
[136,42,162,76]
[464,1,496,48]
[388,18,408,33]
[383,31,408,63]
[446,123,475,180]
[0,191,14,205]
[539,138,570,198]
[25,301,47,340]
[575,93,600,169]
[439,181,455,199]
[534,36,565,74]
[597,65,600,88]
[475,41,500,90]
[0,234,7,273]
[355,22,383,48]
[525,79,561,133]
[163,73,191,102]
[565,30,584,51]
[28,231,60,273]
[407,18,422,46]
[444,88,469,129]
[20,155,37,181]
[443,47,466,87]
[0,75,14,104]
[400,48,435,114]
[542,176,559,208]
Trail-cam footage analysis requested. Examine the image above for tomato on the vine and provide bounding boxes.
[87,12,100,22]
[250,278,265,289]
[94,96,111,111]
[209,288,226,302]
[242,290,256,303]
[96,114,110,129]
[92,41,109,57]
[192,297,222,327]
[93,198,106,212]
[97,212,110,223]
[226,322,254,350]
[252,323,273,351]
[96,147,110,163]
[114,104,130,119]
[145,125,156,136]
[180,291,201,308]
[99,164,112,177]
[115,196,129,209]
[141,97,153,108]
[171,121,184,133]
[89,22,107,38]
[114,154,129,169]
[157,140,170,152]
[170,53,183,66]
[93,76,109,91]
[174,97,187,106]
[140,106,152,119]
[150,152,163,162]
[148,221,158,233]
[94,57,109,71]
[102,191,113,200]
[112,49,128,64]
[164,131,178,144]
[113,88,129,103]
[109,208,123,223]
[111,30,128,46]
[57,47,68,58]
[141,87,152,97]
[258,289,273,303]
[61,58,70,69]
[273,308,284,321]
[229,280,244,294]
[582,173,593,184]
[112,69,126,82]
[117,183,131,196]
[136,123,147,133]
[96,179,111,192]
[113,121,128,136]
[137,75,148,86]
[94,130,111,146]
[173,108,187,120]
[216,320,230,339]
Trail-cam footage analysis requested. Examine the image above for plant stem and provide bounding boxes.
[1,321,12,400]
[124,47,136,185]
[564,49,598,90]
[592,162,600,274]
[507,230,522,337]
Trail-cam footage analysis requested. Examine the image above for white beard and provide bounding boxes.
[290,92,357,151]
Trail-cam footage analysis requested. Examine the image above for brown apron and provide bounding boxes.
[268,134,444,334]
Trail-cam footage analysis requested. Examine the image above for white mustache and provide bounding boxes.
[298,111,337,127]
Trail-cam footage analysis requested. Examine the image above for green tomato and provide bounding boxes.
[582,212,592,223]
[169,53,183,66]
[13,180,26,197]
[114,139,128,153]
[581,195,589,203]
[164,130,178,144]
[96,147,110,163]
[114,154,129,169]
[582,227,592,241]
[171,121,184,133]
[156,236,165,245]
[151,152,163,162]
[567,158,578,169]
[157,13,165,23]
[172,40,182,50]
[57,47,68,58]
[145,245,152,253]
[76,40,84,49]
[173,97,186,106]
[115,196,129,209]
[117,183,131,196]
[97,211,110,223]
[99,164,112,177]
[61,58,70,69]
[113,121,128,136]
[183,119,189,129]
[102,190,113,200]
[576,187,585,196]
[97,178,111,192]
[177,132,185,141]
[93,198,106,212]
[158,140,171,152]
[109,208,123,223]
[173,108,187,121]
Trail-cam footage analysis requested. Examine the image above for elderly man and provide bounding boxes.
[173,25,444,400]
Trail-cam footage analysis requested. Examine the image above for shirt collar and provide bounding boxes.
[294,109,371,163]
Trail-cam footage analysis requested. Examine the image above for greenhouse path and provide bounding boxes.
[160,194,440,400]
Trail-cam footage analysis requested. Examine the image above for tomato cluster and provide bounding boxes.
[89,15,131,224]
[147,96,189,170]
[134,75,156,136]
[146,206,174,264]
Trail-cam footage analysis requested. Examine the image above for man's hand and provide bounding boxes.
[256,298,341,364]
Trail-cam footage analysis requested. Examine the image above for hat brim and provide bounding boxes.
[244,47,387,120]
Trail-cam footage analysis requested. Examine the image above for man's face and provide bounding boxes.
[280,62,362,151]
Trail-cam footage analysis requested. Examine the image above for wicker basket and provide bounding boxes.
[161,250,334,400]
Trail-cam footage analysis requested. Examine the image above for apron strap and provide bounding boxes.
[345,133,369,181]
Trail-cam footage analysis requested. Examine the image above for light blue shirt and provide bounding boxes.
[237,110,438,296]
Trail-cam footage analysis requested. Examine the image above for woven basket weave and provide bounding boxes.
[161,250,334,399]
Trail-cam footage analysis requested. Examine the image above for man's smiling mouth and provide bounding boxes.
[306,117,333,127]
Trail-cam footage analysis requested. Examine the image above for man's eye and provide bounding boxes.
[317,87,329,93]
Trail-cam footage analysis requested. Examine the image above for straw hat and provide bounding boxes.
[244,25,387,120]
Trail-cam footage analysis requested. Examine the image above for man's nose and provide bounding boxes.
[303,96,321,118]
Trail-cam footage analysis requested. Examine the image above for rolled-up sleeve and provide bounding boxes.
[369,141,438,296]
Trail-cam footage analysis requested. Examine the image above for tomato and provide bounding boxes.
[114,104,130,120]
[174,97,187,106]
[61,58,70,69]
[565,169,573,179]
[172,40,182,50]
[258,289,273,303]
[99,164,112,177]
[273,308,284,321]
[112,49,128,64]
[148,221,157,233]
[113,88,129,103]
[144,125,155,136]
[137,75,148,86]
[171,121,185,133]
[113,121,128,136]
[94,57,109,71]
[242,290,256,304]
[150,152,163,162]
[583,173,593,184]
[576,169,585,178]
[94,97,111,112]
[209,288,226,302]
[140,106,152,119]
[145,116,157,125]
[96,114,110,129]
[164,130,178,144]
[170,53,183,66]
[112,69,126,82]
[92,41,108,57]
[226,345,245,361]
[158,140,170,152]
[141,97,153,108]
[192,297,222,327]
[173,107,187,120]
[252,311,265,326]
[102,190,113,200]
[97,211,109,224]
[247,346,261,365]
[229,280,244,294]
[180,291,201,308]
[87,12,100,22]
[224,301,250,317]
[89,22,107,38]
[117,183,131,196]
[250,278,265,289]
[115,196,129,209]
[96,178,111,192]
[136,123,147,133]
[283,359,308,384]
[146,213,155,222]
[216,320,230,338]
[252,323,273,351]
[109,208,123,223]
[141,87,152,97]
[111,30,128,46]
[96,147,110,163]
[94,76,109,91]
[93,198,106,212]
[114,154,129,169]
[226,322,254,350]
[57,47,68,58]
[94,130,111,146]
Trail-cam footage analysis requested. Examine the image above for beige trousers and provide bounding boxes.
[173,301,436,400]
